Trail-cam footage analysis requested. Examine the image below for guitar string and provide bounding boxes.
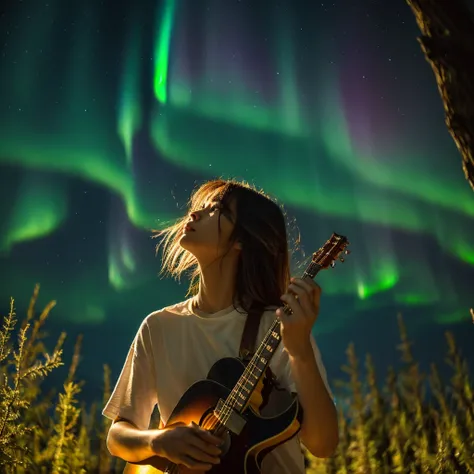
[208,310,290,425]
[216,260,328,423]
[163,317,283,472]
[207,261,322,428]
[193,315,283,438]
[216,263,322,416]
[164,319,283,473]
[165,260,324,471]
[194,262,323,437]
[166,245,347,471]
[165,273,322,472]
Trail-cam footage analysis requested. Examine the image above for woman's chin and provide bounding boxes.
[179,234,196,252]
[178,234,190,248]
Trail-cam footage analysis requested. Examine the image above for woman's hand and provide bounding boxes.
[277,277,322,359]
[151,421,222,471]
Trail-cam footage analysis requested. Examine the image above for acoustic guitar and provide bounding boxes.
[124,233,350,474]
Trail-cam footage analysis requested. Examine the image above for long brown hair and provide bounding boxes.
[154,179,291,314]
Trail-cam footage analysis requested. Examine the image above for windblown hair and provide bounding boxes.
[154,179,291,314]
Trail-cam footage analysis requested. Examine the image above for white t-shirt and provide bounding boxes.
[102,298,333,473]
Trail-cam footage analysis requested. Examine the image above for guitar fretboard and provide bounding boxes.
[217,260,323,418]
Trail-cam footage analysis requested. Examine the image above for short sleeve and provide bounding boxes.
[270,334,334,401]
[102,318,158,430]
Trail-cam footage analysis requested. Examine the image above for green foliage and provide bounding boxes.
[306,314,474,474]
[1,287,472,473]
[0,286,125,473]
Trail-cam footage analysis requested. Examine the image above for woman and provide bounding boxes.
[103,179,338,472]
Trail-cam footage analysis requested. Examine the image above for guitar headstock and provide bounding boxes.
[312,233,350,270]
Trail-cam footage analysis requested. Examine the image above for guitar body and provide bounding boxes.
[124,357,302,474]
[122,233,350,474]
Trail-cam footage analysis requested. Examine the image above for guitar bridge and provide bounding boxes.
[214,399,247,435]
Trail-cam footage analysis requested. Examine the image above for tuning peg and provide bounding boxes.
[331,260,336,268]
[344,249,351,255]
[339,257,345,263]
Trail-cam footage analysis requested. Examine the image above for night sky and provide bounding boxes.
[1,0,473,407]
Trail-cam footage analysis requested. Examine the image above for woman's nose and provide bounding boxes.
[189,211,199,221]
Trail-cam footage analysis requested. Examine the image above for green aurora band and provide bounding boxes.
[0,0,472,326]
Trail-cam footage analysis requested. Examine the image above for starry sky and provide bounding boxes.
[1,0,473,405]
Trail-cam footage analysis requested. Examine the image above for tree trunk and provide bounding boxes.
[406,0,474,191]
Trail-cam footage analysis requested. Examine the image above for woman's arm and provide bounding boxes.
[289,346,339,458]
[107,417,159,463]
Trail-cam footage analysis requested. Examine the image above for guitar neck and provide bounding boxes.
[225,263,323,414]
[228,318,282,413]
[213,231,349,419]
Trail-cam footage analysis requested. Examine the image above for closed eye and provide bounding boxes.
[193,201,233,221]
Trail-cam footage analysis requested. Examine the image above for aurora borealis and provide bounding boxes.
[1,0,473,395]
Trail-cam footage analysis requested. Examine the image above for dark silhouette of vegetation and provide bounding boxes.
[1,286,472,473]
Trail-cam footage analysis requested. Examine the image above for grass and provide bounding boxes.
[1,285,472,473]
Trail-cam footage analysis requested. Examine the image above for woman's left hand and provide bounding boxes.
[277,277,322,359]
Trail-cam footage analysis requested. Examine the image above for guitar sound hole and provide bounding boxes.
[199,410,232,456]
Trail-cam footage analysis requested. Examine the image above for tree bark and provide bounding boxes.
[406,0,474,191]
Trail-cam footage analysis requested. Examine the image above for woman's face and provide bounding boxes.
[179,195,240,263]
